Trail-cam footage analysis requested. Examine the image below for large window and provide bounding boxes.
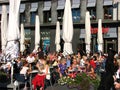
[104,6,113,19]
[57,0,65,22]
[30,12,36,24]
[43,1,51,23]
[57,10,64,22]
[30,3,38,24]
[19,4,25,23]
[43,11,51,23]
[72,9,80,22]
[20,13,25,24]
[87,7,96,20]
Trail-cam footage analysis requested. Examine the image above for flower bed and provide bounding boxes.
[58,73,100,90]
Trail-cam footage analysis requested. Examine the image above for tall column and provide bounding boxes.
[80,0,87,21]
[51,0,57,24]
[50,30,56,52]
[25,3,31,24]
[30,30,35,52]
[38,1,44,24]
[118,27,120,52]
[118,2,120,20]
[96,0,104,20]
[72,29,80,53]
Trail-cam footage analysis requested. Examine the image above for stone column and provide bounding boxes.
[118,27,120,52]
[51,0,57,24]
[25,3,31,24]
[72,29,80,53]
[96,0,104,20]
[118,2,120,20]
[50,29,56,52]
[30,30,35,52]
[80,0,87,21]
[38,1,44,24]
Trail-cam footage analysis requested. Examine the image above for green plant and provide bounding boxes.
[58,73,100,90]
[0,71,8,83]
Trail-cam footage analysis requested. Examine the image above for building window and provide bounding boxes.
[87,7,96,20]
[43,11,51,23]
[30,3,38,24]
[43,1,51,23]
[57,10,64,22]
[104,6,113,19]
[20,13,25,24]
[19,4,25,23]
[72,9,80,22]
[57,0,65,22]
[30,12,36,24]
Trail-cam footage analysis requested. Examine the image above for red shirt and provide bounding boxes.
[90,59,96,69]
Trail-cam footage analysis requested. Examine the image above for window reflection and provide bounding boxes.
[20,13,25,24]
[87,7,96,20]
[104,6,113,19]
[43,11,51,23]
[31,12,36,24]
[57,10,64,22]
[72,8,80,22]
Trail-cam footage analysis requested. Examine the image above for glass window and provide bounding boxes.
[43,11,51,23]
[72,9,80,22]
[25,29,31,39]
[30,12,36,24]
[20,13,25,24]
[57,10,64,22]
[87,7,96,20]
[104,6,113,19]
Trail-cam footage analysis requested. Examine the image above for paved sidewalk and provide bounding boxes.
[45,84,77,90]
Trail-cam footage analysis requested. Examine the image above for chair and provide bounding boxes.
[44,67,54,90]
[45,76,54,90]
[15,74,29,90]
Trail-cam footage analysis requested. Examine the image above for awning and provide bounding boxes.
[30,2,38,12]
[43,1,51,11]
[57,0,65,10]
[87,0,96,7]
[72,0,80,9]
[20,4,25,13]
[104,0,112,6]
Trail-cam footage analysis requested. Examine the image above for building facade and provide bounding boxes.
[0,0,120,54]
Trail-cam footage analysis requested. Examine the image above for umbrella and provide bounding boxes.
[85,11,91,54]
[4,0,21,84]
[1,5,7,53]
[55,21,61,52]
[63,0,73,55]
[20,23,25,53]
[97,19,103,52]
[5,0,21,60]
[35,15,40,51]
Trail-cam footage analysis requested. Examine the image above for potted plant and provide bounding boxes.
[58,73,100,90]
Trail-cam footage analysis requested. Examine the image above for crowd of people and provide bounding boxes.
[0,47,120,90]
